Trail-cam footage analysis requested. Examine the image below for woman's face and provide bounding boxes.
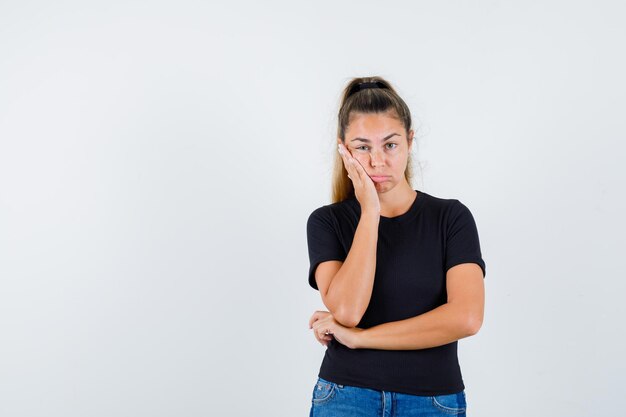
[341,111,413,194]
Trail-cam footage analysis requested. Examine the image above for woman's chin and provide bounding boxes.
[374,181,394,193]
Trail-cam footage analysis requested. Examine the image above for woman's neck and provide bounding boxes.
[378,181,417,218]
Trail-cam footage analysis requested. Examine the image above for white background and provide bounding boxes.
[1,1,624,416]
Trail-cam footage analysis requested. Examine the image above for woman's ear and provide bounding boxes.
[407,130,414,152]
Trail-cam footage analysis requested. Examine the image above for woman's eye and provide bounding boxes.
[354,144,396,151]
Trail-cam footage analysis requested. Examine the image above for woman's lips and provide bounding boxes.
[370,175,390,183]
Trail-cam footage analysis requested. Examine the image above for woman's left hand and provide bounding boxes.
[308,310,364,349]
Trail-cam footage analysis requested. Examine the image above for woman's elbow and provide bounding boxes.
[465,313,483,336]
[334,307,361,328]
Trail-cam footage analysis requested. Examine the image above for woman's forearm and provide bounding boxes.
[354,302,478,350]
[325,211,379,327]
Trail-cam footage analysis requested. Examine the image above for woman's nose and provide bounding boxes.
[370,150,384,167]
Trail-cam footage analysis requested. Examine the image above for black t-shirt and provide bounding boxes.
[306,189,486,396]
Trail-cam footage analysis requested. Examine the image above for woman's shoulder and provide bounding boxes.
[420,191,481,226]
[418,190,462,209]
[417,191,480,224]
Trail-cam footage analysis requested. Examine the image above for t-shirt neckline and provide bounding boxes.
[351,189,426,223]
[379,189,424,222]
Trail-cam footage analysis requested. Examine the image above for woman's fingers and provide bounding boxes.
[314,332,332,347]
[351,156,371,183]
[312,324,325,345]
[308,311,322,328]
[315,327,333,344]
[310,313,335,346]
[343,149,374,186]
[343,147,366,185]
[338,143,360,185]
[337,143,352,172]
[309,310,330,329]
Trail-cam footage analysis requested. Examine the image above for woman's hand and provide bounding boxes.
[309,310,364,350]
[338,142,380,217]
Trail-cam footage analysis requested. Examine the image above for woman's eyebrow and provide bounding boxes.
[351,133,400,143]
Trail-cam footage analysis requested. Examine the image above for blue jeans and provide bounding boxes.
[309,377,467,417]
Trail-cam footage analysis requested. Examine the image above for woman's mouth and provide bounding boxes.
[370,175,390,183]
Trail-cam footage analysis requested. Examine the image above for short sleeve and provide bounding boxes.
[306,207,347,290]
[444,200,487,278]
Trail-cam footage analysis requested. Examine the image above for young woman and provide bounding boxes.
[306,76,486,417]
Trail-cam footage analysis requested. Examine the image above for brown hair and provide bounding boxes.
[332,76,414,203]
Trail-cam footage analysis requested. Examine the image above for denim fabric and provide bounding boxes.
[309,377,467,417]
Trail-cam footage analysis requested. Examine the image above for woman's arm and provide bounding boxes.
[316,211,379,328]
[352,263,485,350]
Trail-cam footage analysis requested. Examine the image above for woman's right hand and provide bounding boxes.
[338,142,380,217]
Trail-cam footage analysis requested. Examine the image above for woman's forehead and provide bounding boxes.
[346,112,405,137]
